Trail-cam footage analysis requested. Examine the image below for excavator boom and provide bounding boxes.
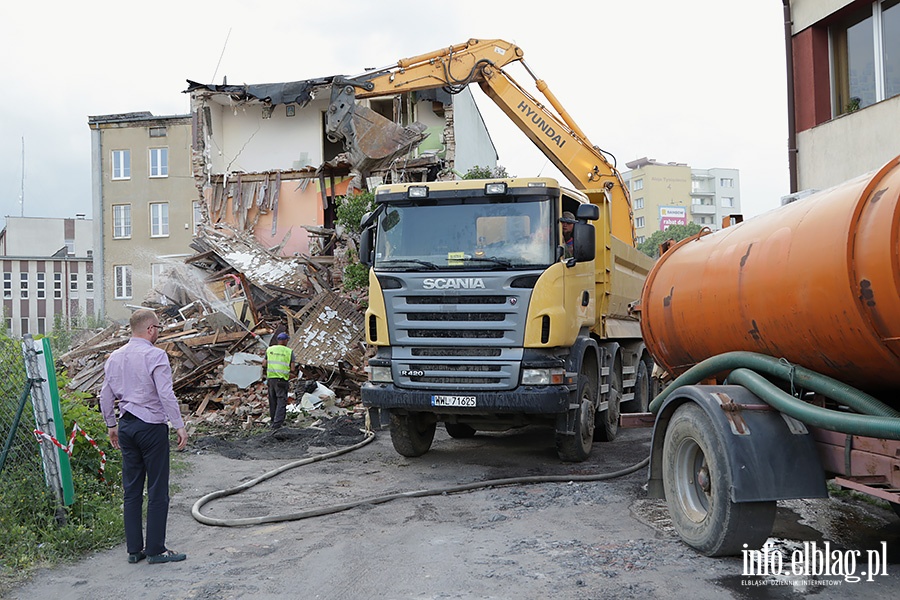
[326,38,636,246]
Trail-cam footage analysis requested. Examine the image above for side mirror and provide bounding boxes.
[359,226,374,266]
[572,222,595,262]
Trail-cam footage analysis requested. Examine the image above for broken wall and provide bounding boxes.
[205,173,353,257]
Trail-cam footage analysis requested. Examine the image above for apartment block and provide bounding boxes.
[0,216,94,336]
[88,112,198,322]
[622,158,741,244]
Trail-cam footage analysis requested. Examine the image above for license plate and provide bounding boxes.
[432,395,477,407]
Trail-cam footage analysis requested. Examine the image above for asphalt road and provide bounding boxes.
[8,422,900,599]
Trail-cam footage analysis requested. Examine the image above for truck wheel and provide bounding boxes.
[389,411,436,457]
[556,369,596,462]
[662,403,776,556]
[445,423,477,439]
[595,353,622,442]
[623,359,650,414]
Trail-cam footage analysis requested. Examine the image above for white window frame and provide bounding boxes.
[722,197,734,208]
[719,178,734,188]
[20,317,28,335]
[149,147,168,178]
[70,272,79,298]
[86,272,94,295]
[635,216,646,229]
[193,201,203,234]
[36,272,45,299]
[54,273,62,299]
[112,149,131,180]
[37,317,45,335]
[20,272,28,299]
[3,273,10,300]
[632,178,644,191]
[634,197,644,210]
[150,202,170,237]
[114,265,132,300]
[113,204,132,239]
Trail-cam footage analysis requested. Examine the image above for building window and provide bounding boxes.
[86,273,94,295]
[70,272,79,298]
[719,178,734,188]
[20,272,28,299]
[634,197,644,210]
[3,273,10,299]
[4,318,10,333]
[151,263,168,287]
[635,216,645,229]
[149,148,168,178]
[20,318,28,334]
[112,150,131,180]
[632,179,644,191]
[193,201,203,234]
[36,273,45,299]
[37,317,45,335]
[636,235,645,244]
[149,126,167,137]
[832,0,900,115]
[150,202,169,237]
[54,273,62,299]
[114,265,132,299]
[113,204,132,239]
[722,197,734,208]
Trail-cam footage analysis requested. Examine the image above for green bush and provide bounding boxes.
[0,370,123,583]
[462,165,509,179]
[335,191,375,235]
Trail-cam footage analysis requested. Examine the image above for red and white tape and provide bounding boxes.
[33,422,107,483]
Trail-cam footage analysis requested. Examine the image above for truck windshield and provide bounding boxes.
[373,198,554,270]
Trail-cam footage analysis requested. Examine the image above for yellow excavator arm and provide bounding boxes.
[327,38,637,246]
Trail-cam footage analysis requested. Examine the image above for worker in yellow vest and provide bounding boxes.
[261,332,294,429]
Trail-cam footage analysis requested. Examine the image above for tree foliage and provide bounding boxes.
[462,165,510,179]
[637,223,704,259]
[335,191,376,236]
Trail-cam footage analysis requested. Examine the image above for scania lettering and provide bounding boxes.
[422,278,486,290]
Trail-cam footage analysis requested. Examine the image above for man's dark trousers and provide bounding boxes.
[119,412,170,556]
[268,378,290,428]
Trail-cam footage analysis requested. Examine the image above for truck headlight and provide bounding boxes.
[521,368,565,385]
[368,366,393,383]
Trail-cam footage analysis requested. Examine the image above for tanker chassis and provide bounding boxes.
[637,155,900,556]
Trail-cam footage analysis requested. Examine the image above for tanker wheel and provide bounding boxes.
[623,359,651,414]
[595,353,622,442]
[662,403,776,556]
[445,423,477,439]
[556,368,596,462]
[389,411,436,457]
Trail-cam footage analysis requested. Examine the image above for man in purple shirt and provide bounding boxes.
[100,308,189,564]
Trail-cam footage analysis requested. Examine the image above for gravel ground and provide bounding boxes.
[7,417,900,599]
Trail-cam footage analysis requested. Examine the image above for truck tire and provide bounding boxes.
[556,368,596,462]
[662,402,776,556]
[389,411,436,457]
[595,352,621,442]
[445,423,477,439]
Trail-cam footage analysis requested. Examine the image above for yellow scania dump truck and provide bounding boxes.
[327,39,654,461]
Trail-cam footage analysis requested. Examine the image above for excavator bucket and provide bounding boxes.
[326,83,429,173]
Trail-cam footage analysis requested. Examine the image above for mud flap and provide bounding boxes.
[647,385,828,502]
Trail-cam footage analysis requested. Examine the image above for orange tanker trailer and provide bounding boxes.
[637,155,900,557]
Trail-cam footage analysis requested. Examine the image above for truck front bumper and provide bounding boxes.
[361,382,572,414]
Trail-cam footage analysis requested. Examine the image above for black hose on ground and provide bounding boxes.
[191,430,649,527]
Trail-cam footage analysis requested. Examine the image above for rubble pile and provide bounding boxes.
[60,224,368,431]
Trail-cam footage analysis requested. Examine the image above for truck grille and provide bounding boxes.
[384,274,534,391]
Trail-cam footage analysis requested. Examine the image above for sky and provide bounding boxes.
[0,1,791,229]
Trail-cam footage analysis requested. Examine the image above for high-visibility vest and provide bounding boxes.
[266,345,292,380]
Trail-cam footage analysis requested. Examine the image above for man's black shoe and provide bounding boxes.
[128,551,146,564]
[147,549,186,564]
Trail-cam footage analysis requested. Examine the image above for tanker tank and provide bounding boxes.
[639,155,900,399]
